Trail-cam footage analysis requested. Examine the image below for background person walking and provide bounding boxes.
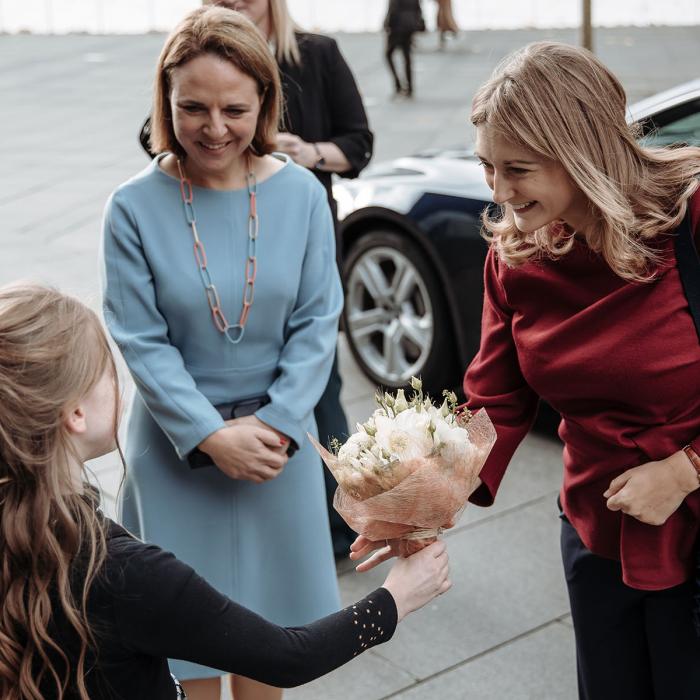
[384,0,425,98]
[435,0,458,50]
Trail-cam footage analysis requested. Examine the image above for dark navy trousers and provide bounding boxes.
[560,516,700,700]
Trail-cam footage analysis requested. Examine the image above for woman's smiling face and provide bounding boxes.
[475,124,591,234]
[169,52,262,184]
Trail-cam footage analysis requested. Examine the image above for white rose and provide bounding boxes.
[338,441,359,461]
[349,457,364,472]
[434,421,473,463]
[394,407,433,433]
[374,408,434,461]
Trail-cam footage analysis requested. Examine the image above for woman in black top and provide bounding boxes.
[0,284,451,700]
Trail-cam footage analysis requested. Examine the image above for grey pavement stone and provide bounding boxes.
[286,645,418,700]
[388,620,577,700]
[560,614,574,628]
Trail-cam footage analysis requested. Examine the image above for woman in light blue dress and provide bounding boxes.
[101,7,342,699]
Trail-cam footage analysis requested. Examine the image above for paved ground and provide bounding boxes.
[1,24,699,700]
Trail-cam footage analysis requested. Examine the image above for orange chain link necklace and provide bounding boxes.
[176,158,258,345]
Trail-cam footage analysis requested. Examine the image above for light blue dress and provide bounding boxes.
[101,153,342,681]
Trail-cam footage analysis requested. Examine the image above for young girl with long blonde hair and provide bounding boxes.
[0,284,450,699]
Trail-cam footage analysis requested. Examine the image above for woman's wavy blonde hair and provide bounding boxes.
[151,6,282,157]
[0,284,119,699]
[471,41,700,281]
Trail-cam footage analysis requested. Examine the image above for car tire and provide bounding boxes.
[342,229,456,395]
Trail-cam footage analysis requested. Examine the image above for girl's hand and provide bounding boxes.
[604,451,699,525]
[382,541,451,623]
[198,422,288,482]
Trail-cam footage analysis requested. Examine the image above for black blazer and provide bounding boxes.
[279,32,373,221]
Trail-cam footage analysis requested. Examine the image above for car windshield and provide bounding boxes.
[639,98,700,147]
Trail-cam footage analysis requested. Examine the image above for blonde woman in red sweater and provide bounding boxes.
[353,41,700,700]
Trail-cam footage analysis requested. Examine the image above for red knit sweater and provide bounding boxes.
[465,192,700,589]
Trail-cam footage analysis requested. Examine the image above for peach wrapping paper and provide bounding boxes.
[309,408,497,556]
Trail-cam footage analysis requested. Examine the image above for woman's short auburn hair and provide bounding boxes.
[150,6,281,157]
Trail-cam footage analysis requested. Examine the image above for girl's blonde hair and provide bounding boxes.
[471,41,700,281]
[0,284,118,699]
[151,6,282,157]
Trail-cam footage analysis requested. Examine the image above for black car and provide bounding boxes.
[334,79,700,394]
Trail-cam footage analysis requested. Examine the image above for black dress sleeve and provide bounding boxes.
[323,38,374,179]
[108,537,398,687]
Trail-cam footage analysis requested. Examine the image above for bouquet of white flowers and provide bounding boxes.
[309,378,496,556]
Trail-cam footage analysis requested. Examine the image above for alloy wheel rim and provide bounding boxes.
[346,246,434,385]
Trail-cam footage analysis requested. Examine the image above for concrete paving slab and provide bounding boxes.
[286,645,418,700]
[388,620,576,700]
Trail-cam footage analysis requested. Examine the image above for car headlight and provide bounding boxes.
[332,183,356,222]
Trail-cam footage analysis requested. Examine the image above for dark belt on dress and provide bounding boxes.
[187,395,297,469]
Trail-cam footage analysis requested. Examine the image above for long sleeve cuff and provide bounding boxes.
[255,404,305,449]
[178,414,227,460]
[344,587,398,655]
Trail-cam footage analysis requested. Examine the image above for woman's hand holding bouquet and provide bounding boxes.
[310,378,496,560]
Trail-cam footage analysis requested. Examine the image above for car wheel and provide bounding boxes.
[342,229,456,393]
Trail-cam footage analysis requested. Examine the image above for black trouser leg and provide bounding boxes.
[314,350,356,557]
[385,34,403,93]
[560,516,700,700]
[645,580,700,699]
[400,37,413,95]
